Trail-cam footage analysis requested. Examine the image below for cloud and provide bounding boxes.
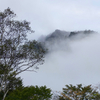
[20,32,100,91]
[39,33,100,90]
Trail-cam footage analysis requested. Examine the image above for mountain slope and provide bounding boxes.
[39,29,96,51]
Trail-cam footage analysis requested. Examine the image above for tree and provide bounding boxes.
[0,76,23,100]
[5,85,52,100]
[59,84,100,100]
[0,8,45,100]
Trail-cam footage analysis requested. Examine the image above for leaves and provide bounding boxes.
[59,84,100,100]
[5,86,52,100]
[0,8,46,100]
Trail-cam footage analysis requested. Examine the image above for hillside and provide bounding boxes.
[39,29,96,52]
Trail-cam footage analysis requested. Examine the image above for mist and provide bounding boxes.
[20,32,100,91]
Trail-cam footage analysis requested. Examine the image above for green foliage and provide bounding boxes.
[59,84,100,100]
[21,40,46,61]
[0,76,23,100]
[5,85,52,100]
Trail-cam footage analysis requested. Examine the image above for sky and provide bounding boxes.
[1,0,100,91]
[1,0,100,39]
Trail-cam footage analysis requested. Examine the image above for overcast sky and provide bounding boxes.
[1,0,100,91]
[1,0,100,39]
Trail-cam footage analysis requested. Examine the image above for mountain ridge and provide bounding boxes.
[39,29,97,52]
[43,29,96,42]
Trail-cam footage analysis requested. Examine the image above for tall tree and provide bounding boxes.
[0,8,45,100]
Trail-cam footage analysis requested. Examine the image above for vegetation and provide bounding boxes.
[0,8,45,100]
[5,85,52,100]
[0,76,23,100]
[59,84,100,100]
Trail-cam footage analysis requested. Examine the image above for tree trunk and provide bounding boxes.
[2,90,9,100]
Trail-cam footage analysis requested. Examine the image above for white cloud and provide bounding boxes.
[20,33,100,91]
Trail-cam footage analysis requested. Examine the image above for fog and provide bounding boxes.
[0,0,100,94]
[20,32,100,91]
